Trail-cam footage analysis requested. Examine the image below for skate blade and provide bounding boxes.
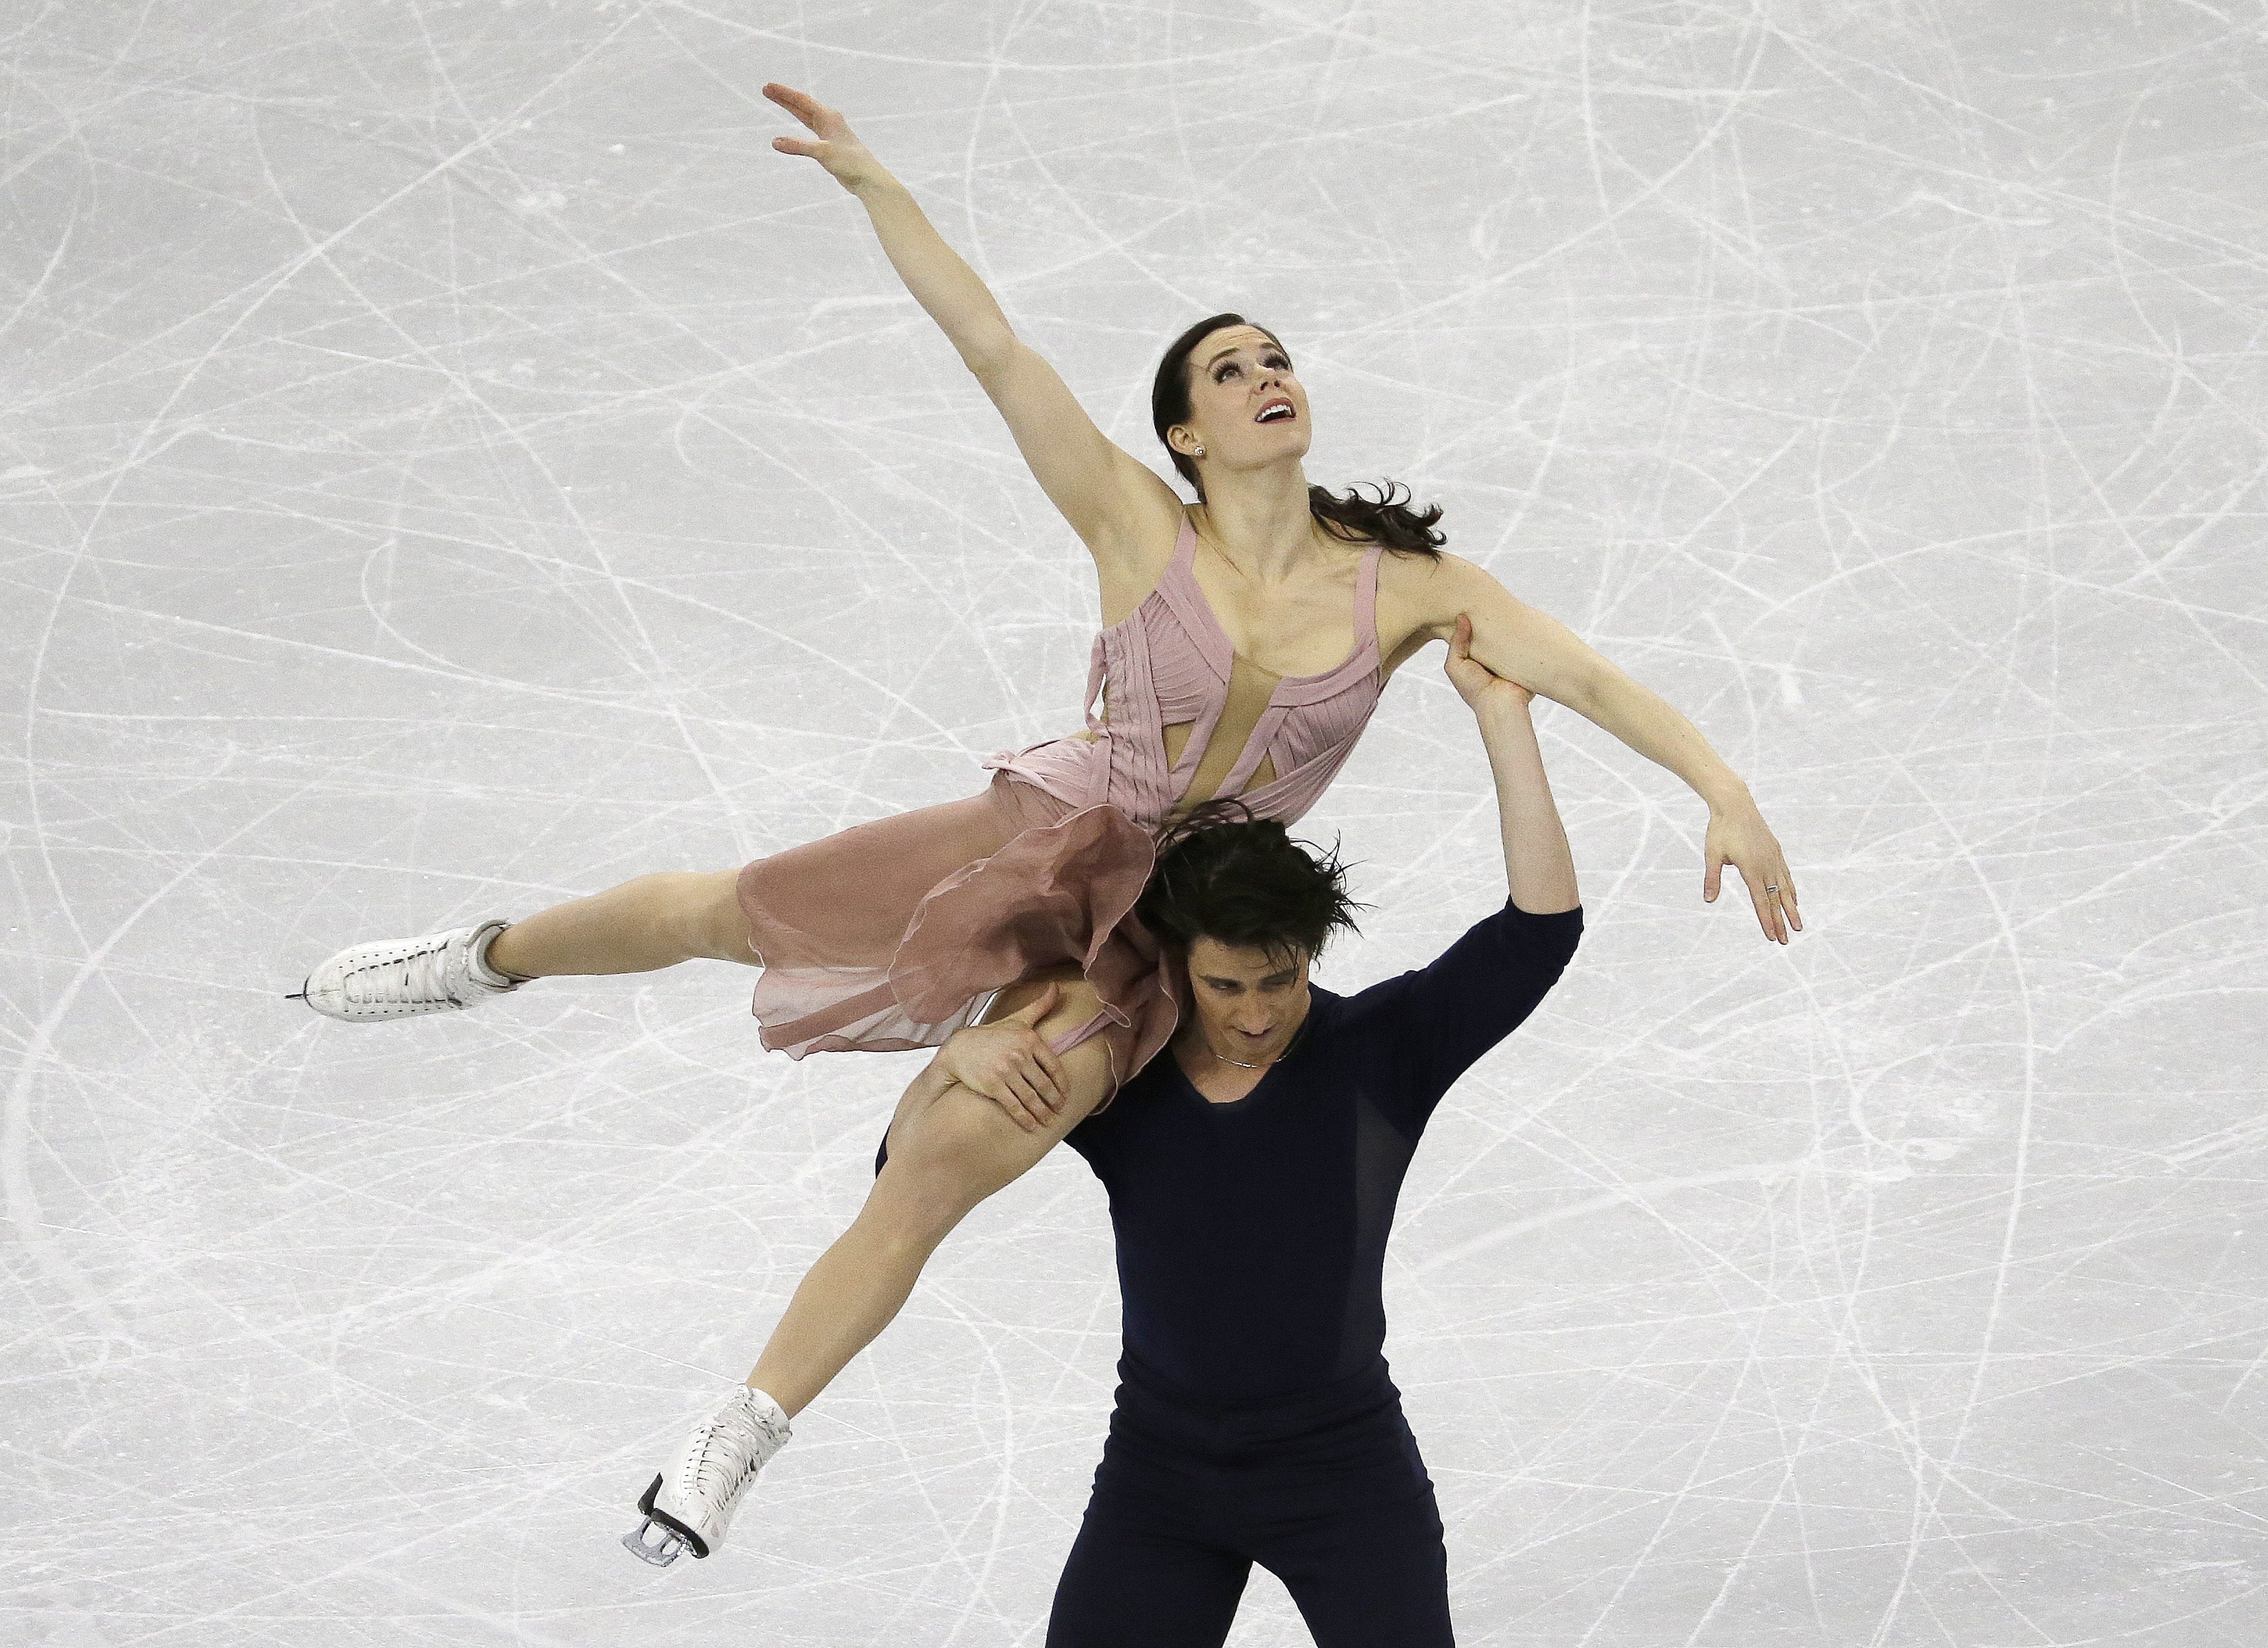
[623,1472,708,1567]
[621,1518,686,1567]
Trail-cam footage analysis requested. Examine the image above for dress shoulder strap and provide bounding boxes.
[1356,543,1383,654]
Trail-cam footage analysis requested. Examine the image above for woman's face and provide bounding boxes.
[1174,325,1311,476]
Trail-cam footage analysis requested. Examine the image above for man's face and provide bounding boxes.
[1183,935,1313,1067]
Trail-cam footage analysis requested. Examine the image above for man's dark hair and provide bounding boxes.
[1137,797,1366,969]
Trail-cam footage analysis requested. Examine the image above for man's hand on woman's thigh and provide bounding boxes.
[881,965,1114,1218]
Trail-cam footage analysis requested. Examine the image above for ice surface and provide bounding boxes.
[5,3,2265,1644]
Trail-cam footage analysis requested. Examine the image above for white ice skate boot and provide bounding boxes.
[622,1384,793,1567]
[289,918,527,1021]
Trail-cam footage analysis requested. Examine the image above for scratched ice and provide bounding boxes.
[4,4,2264,1645]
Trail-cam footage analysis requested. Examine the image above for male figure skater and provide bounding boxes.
[1027,616,1579,1644]
[931,614,1578,1644]
[625,615,1577,1642]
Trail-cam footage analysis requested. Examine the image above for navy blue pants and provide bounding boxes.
[1044,1365,1455,1647]
[873,1131,1453,1644]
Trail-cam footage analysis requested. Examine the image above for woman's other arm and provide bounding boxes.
[1397,553,1800,943]
[765,84,1175,567]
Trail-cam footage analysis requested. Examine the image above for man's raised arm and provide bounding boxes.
[1351,615,1585,1134]
[1449,614,1580,917]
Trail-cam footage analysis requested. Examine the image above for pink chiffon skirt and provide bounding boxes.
[735,771,1184,1108]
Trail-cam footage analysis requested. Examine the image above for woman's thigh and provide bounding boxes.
[876,968,1114,1215]
[871,961,1102,1179]
[683,868,763,964]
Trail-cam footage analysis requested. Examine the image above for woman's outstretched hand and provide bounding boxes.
[938,983,1072,1133]
[1706,801,1800,945]
[764,82,886,194]
[1448,613,1802,944]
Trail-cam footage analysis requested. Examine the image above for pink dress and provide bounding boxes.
[737,517,1387,1106]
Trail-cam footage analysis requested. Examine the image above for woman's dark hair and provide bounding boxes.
[1149,311,1447,556]
[1136,796,1366,970]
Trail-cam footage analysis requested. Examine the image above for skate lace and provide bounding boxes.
[679,1402,791,1511]
[350,936,459,1008]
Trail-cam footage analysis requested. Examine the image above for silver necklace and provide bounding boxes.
[1203,1013,1311,1070]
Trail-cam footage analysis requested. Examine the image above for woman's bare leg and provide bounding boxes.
[745,968,1114,1418]
[485,868,756,978]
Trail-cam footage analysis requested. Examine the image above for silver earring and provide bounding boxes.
[1195,445,1205,458]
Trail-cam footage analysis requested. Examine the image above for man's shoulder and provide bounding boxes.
[1318,967,1424,1037]
[1328,901,1584,1018]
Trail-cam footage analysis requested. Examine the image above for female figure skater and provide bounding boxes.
[292,84,1800,1557]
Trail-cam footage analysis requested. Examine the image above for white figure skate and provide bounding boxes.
[288,918,524,1021]
[623,1385,794,1567]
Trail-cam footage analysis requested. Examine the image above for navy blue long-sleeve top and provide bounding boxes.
[1063,898,1584,1405]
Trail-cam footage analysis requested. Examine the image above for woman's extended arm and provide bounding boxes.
[765,84,1175,563]
[1399,553,1801,944]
